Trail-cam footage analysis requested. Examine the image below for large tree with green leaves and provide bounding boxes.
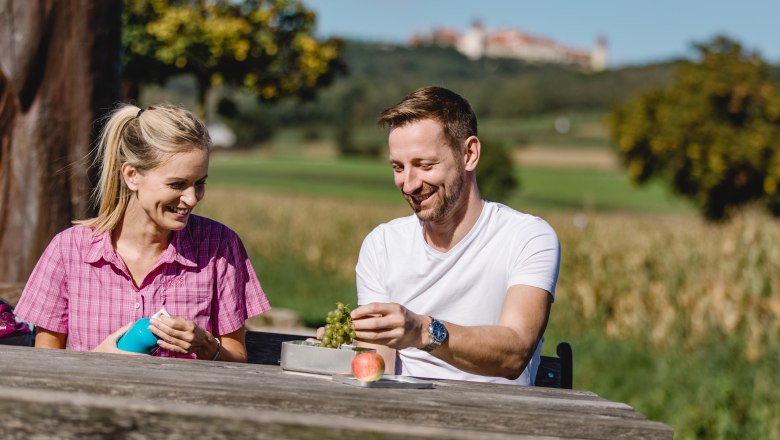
[609,36,780,220]
[122,0,344,115]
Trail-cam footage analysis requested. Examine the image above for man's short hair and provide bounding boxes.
[378,86,478,153]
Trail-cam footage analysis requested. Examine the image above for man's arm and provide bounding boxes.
[351,284,552,380]
[434,285,551,379]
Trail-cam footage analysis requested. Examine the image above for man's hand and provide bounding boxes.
[350,302,428,350]
[92,322,142,355]
[150,315,219,360]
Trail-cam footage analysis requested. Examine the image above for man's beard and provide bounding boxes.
[404,167,465,223]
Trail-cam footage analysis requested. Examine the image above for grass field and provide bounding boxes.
[207,150,694,214]
[196,148,779,439]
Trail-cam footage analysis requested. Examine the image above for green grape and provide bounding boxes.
[319,302,355,348]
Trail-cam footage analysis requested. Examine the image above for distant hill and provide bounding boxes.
[260,40,682,126]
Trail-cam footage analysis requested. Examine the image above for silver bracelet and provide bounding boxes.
[210,337,221,361]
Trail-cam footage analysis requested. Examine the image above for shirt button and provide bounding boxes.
[134,302,141,309]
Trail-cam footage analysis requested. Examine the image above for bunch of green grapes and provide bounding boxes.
[321,302,356,348]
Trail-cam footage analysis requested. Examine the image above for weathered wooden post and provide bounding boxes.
[0,0,121,284]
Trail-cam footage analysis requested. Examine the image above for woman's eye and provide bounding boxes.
[169,182,186,190]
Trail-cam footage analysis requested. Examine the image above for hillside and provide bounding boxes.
[256,40,681,126]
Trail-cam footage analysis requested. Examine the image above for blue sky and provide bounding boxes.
[304,0,780,67]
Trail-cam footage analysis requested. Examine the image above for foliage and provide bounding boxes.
[122,0,344,113]
[476,139,519,203]
[609,36,780,220]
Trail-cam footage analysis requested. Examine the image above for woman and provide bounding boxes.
[14,104,270,362]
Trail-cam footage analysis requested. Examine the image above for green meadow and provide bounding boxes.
[207,151,693,213]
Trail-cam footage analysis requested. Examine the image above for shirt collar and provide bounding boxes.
[84,231,117,265]
[168,226,198,268]
[84,225,198,269]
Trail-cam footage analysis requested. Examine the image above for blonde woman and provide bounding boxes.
[15,104,270,362]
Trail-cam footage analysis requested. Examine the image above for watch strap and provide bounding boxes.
[422,317,446,352]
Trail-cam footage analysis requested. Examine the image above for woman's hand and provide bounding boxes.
[149,315,220,360]
[92,322,142,354]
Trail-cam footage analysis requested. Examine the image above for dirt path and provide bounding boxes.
[513,146,619,171]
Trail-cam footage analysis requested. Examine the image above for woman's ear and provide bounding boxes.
[463,136,480,172]
[121,162,139,191]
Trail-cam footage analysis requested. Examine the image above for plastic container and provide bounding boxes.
[280,341,375,375]
[117,318,159,354]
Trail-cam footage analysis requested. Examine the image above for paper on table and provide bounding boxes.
[332,374,435,389]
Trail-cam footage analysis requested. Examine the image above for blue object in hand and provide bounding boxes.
[117,318,159,354]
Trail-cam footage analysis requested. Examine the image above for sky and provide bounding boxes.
[304,0,780,67]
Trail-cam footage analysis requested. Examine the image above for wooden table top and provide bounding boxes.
[0,345,673,439]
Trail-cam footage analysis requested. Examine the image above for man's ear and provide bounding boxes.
[121,162,139,191]
[463,136,480,172]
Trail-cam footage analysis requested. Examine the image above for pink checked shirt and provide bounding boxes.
[15,215,271,357]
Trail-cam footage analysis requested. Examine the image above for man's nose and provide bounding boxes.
[401,168,422,194]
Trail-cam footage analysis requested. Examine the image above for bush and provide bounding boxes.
[476,138,519,203]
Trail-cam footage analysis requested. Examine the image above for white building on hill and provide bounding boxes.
[412,22,608,72]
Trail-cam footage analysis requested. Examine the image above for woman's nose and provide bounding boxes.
[181,186,198,206]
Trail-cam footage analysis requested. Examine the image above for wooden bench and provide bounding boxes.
[245,330,573,389]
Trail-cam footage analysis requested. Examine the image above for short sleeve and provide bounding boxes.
[14,233,70,333]
[508,218,561,299]
[214,230,270,335]
[355,230,390,305]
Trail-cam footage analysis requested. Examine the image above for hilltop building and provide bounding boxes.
[411,22,608,72]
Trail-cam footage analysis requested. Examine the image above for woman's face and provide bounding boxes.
[123,148,209,233]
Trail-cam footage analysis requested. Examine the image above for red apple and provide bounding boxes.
[351,352,385,382]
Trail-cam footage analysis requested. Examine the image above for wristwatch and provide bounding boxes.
[422,317,448,352]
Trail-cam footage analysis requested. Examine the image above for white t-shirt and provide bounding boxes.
[356,201,560,385]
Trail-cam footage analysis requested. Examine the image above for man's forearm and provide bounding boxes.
[428,322,539,379]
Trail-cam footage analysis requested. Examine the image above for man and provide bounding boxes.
[350,86,560,385]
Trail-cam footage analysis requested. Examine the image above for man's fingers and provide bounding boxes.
[354,329,402,345]
[351,302,393,319]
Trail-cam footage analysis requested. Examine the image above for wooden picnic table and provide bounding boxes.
[0,344,673,439]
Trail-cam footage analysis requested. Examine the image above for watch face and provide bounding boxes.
[431,320,447,342]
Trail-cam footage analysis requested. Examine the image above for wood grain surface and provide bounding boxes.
[0,345,673,439]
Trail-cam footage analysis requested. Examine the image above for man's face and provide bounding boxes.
[388,119,466,222]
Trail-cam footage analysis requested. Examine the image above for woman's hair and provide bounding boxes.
[377,86,478,153]
[76,104,211,234]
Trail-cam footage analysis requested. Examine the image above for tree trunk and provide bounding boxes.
[0,0,121,283]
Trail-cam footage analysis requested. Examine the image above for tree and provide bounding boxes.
[0,0,122,283]
[122,0,344,115]
[609,36,780,220]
